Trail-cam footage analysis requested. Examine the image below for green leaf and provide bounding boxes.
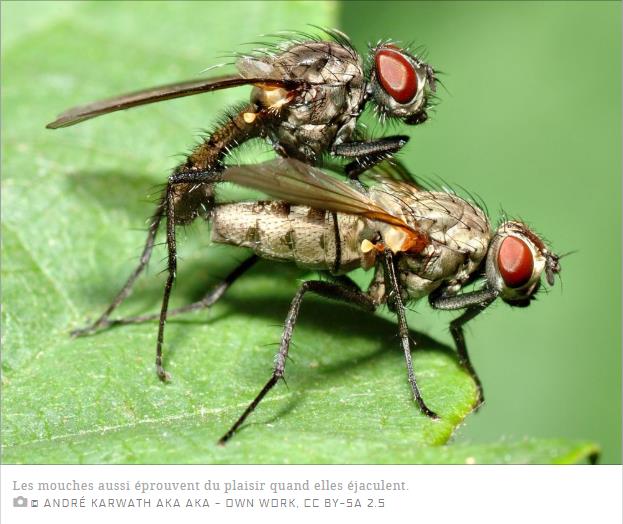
[431,439,600,465]
[1,1,599,464]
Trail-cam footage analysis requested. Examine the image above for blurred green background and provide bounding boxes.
[1,1,620,463]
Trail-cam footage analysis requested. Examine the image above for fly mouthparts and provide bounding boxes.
[545,251,562,286]
[425,65,437,92]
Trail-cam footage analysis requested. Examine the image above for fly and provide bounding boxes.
[46,28,438,348]
[100,158,562,444]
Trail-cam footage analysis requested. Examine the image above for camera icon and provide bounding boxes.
[13,495,28,507]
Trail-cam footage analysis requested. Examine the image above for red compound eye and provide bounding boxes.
[498,236,534,288]
[375,48,418,104]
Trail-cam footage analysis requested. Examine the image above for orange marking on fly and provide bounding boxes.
[361,227,429,256]
[360,203,431,255]
[400,228,430,254]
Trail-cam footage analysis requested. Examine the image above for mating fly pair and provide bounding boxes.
[46,30,561,443]
[47,29,438,385]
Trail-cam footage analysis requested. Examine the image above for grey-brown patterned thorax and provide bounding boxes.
[238,41,365,162]
[369,188,491,300]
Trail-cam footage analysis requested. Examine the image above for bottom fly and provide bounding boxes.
[76,159,562,443]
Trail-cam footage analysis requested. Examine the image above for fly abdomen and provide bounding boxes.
[211,201,362,272]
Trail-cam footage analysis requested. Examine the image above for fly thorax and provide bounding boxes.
[333,116,358,147]
[239,41,365,159]
[397,255,442,302]
[273,123,335,162]
[365,188,491,299]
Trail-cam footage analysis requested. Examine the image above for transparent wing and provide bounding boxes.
[223,158,414,230]
[46,75,300,129]
[365,158,421,184]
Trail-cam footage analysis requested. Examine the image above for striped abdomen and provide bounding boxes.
[211,201,364,273]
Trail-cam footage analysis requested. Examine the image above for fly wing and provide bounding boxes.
[365,158,422,185]
[223,158,413,231]
[46,75,300,129]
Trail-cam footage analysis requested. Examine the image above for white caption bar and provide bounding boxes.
[1,465,621,524]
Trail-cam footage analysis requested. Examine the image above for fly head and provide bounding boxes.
[368,43,436,125]
[485,221,561,307]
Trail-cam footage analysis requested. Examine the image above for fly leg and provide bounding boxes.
[382,250,438,419]
[155,168,224,381]
[94,255,259,328]
[218,280,376,444]
[70,199,165,337]
[429,288,497,408]
[449,308,488,408]
[332,135,409,179]
[71,103,265,339]
[153,105,271,381]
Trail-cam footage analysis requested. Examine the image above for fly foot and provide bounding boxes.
[416,398,440,420]
[473,389,485,413]
[156,361,171,382]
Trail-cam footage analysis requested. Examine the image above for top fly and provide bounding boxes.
[47,28,436,178]
[46,28,438,342]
